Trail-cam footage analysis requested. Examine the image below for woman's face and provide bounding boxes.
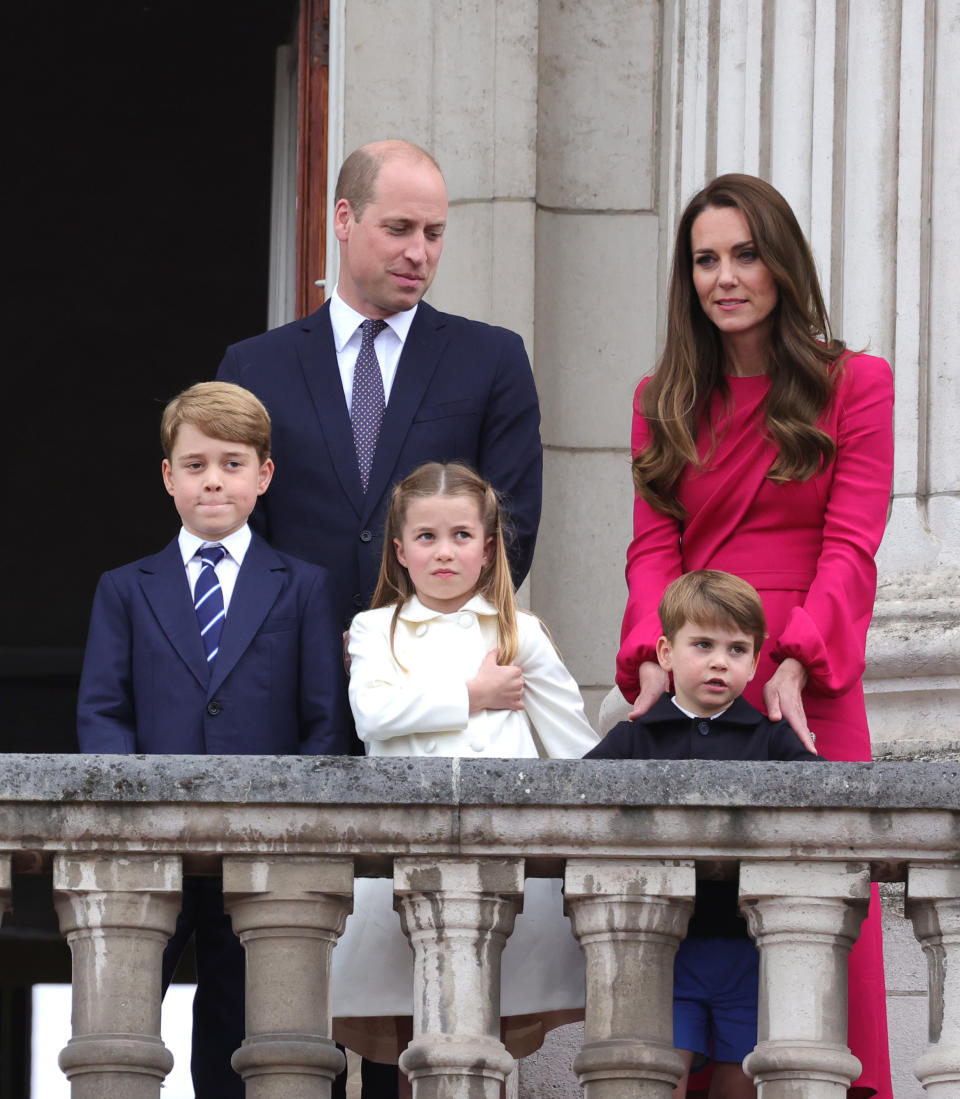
[690,205,779,345]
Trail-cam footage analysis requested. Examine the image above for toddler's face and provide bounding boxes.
[656,618,759,717]
[162,423,273,541]
[393,494,490,614]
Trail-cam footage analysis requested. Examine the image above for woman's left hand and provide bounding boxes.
[763,658,817,754]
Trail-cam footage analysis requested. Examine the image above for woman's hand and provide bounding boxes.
[627,661,670,720]
[468,648,525,713]
[763,658,817,753]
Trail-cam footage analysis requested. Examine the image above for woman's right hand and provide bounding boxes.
[627,661,669,719]
[468,648,525,713]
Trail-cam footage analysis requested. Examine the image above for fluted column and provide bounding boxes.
[739,860,870,1097]
[905,863,960,1096]
[53,853,181,1099]
[564,859,695,1099]
[394,856,524,1099]
[222,856,353,1099]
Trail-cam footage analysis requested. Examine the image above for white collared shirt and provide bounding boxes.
[329,287,418,411]
[671,696,733,720]
[178,524,252,614]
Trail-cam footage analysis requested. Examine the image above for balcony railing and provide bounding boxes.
[2,753,959,1099]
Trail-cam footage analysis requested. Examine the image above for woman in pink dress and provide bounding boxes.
[616,174,893,1098]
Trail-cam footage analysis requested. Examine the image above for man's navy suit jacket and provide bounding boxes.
[77,533,348,755]
[216,300,543,625]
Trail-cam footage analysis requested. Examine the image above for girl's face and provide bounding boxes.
[690,205,779,353]
[394,494,492,614]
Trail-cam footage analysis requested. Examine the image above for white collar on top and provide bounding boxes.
[397,593,498,623]
[177,524,252,567]
[328,287,418,352]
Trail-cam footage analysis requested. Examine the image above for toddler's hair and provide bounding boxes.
[371,462,518,664]
[160,381,271,462]
[658,570,767,654]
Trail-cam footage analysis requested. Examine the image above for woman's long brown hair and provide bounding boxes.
[634,174,846,519]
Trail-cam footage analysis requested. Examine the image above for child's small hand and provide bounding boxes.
[467,648,525,713]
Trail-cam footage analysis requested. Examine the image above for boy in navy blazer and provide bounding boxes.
[78,381,349,1098]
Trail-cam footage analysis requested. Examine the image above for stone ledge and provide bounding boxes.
[3,755,960,810]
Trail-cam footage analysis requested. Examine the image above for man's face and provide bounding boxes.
[335,155,448,319]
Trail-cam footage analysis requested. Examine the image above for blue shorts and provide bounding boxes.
[673,936,759,1066]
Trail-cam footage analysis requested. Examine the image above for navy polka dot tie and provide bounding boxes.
[194,544,226,664]
[351,318,388,492]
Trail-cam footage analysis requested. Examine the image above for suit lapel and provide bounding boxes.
[139,540,209,688]
[363,302,450,516]
[295,303,366,516]
[208,535,285,697]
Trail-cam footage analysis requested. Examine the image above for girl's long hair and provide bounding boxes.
[635,173,846,518]
[370,462,519,664]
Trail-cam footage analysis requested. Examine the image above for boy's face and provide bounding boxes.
[656,618,759,717]
[162,423,273,541]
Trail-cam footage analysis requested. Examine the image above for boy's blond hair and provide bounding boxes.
[658,570,767,654]
[160,382,271,462]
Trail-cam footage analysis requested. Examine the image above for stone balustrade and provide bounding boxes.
[3,754,960,1098]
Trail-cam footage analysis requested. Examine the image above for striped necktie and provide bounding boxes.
[194,544,227,664]
[350,318,388,491]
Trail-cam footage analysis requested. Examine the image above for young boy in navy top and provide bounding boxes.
[587,570,820,1098]
[78,381,349,1098]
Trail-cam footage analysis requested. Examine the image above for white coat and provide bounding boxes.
[347,594,598,758]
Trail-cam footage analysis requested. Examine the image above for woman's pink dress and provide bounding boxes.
[616,353,894,1098]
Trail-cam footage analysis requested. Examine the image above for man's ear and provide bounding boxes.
[655,634,673,671]
[333,198,354,243]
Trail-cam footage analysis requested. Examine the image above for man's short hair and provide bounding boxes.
[658,570,767,654]
[160,381,271,462]
[334,140,441,220]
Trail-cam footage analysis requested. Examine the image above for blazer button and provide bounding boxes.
[353,594,364,608]
[470,741,485,753]
[458,612,475,628]
[415,623,428,637]
[424,739,438,753]
[207,701,222,717]
[359,529,373,543]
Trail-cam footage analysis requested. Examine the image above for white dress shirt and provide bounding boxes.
[177,524,252,613]
[328,287,418,412]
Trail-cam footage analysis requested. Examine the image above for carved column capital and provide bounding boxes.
[53,853,182,1099]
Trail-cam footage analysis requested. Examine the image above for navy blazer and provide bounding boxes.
[216,300,543,625]
[77,533,349,755]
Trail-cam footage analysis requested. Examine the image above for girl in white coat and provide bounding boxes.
[334,462,598,1075]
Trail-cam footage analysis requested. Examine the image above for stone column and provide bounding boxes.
[222,856,354,1099]
[739,860,870,1098]
[905,863,960,1096]
[564,859,695,1099]
[0,854,10,914]
[394,856,524,1099]
[53,853,181,1099]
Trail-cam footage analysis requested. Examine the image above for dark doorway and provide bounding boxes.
[2,0,298,755]
[2,3,298,1089]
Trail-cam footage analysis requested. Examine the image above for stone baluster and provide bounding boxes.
[739,860,870,1098]
[222,856,354,1099]
[53,853,181,1099]
[0,854,10,915]
[563,858,695,1099]
[394,856,523,1099]
[905,863,960,1096]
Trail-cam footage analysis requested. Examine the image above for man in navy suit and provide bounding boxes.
[78,381,349,1098]
[216,139,543,628]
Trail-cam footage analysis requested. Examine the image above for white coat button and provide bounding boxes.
[425,739,438,753]
[470,741,485,753]
[415,624,428,637]
[458,613,474,628]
